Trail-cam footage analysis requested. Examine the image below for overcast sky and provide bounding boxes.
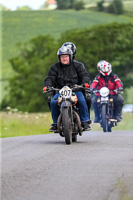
[0,0,46,10]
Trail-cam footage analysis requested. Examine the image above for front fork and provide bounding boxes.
[97,100,109,122]
[98,99,115,128]
[60,101,73,127]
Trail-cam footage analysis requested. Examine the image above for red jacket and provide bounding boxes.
[90,73,123,96]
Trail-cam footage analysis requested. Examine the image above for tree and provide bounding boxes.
[107,3,117,14]
[57,0,71,10]
[97,0,105,11]
[74,1,85,10]
[70,0,75,9]
[56,0,73,9]
[3,35,58,112]
[58,23,133,88]
[114,0,123,14]
[107,0,124,14]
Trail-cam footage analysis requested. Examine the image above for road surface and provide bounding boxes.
[1,130,133,200]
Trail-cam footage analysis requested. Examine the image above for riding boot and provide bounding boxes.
[49,124,58,132]
[113,94,124,122]
[81,121,91,131]
[113,105,123,122]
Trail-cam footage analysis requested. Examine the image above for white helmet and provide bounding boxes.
[97,60,112,76]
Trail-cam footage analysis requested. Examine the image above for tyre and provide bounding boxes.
[62,107,72,145]
[72,135,77,142]
[101,104,108,132]
[108,125,112,132]
[73,110,82,136]
[57,114,64,137]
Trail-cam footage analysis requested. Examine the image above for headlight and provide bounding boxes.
[70,93,78,105]
[100,87,109,97]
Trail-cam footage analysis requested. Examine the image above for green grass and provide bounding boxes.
[0,111,53,138]
[1,111,133,138]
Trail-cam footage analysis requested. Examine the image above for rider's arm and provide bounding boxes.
[44,64,58,87]
[90,75,99,89]
[75,62,90,84]
[114,75,123,88]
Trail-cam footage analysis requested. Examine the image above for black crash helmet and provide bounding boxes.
[57,46,73,62]
[62,42,76,59]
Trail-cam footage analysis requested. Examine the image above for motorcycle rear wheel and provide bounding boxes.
[101,104,108,132]
[62,108,72,145]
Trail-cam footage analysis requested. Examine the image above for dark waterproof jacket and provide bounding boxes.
[44,60,90,88]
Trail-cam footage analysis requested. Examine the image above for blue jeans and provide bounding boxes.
[50,91,89,124]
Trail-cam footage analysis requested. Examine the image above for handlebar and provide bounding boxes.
[92,89,123,94]
[43,84,89,93]
[43,87,59,93]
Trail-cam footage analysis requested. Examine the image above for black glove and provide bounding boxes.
[118,87,123,91]
[85,92,91,99]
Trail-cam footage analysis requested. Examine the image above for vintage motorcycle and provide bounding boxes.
[93,87,122,132]
[44,85,88,145]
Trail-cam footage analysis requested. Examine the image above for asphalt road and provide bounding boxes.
[1,130,133,200]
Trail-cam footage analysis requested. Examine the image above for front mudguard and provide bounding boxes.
[61,101,73,130]
[57,101,72,135]
[61,101,72,116]
[61,101,71,108]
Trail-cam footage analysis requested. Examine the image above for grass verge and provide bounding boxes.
[0,111,133,138]
[0,112,53,138]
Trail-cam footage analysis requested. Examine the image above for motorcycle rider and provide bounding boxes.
[90,60,124,123]
[47,42,77,110]
[62,42,91,115]
[43,46,91,132]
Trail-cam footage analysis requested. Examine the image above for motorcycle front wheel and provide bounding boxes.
[62,108,72,145]
[72,135,77,142]
[108,124,112,132]
[101,104,108,132]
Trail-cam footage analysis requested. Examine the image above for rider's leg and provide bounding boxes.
[75,91,90,130]
[49,93,60,131]
[86,97,92,124]
[112,94,124,122]
[76,91,89,122]
[92,96,100,123]
[47,91,55,111]
[84,89,92,114]
[117,94,124,119]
